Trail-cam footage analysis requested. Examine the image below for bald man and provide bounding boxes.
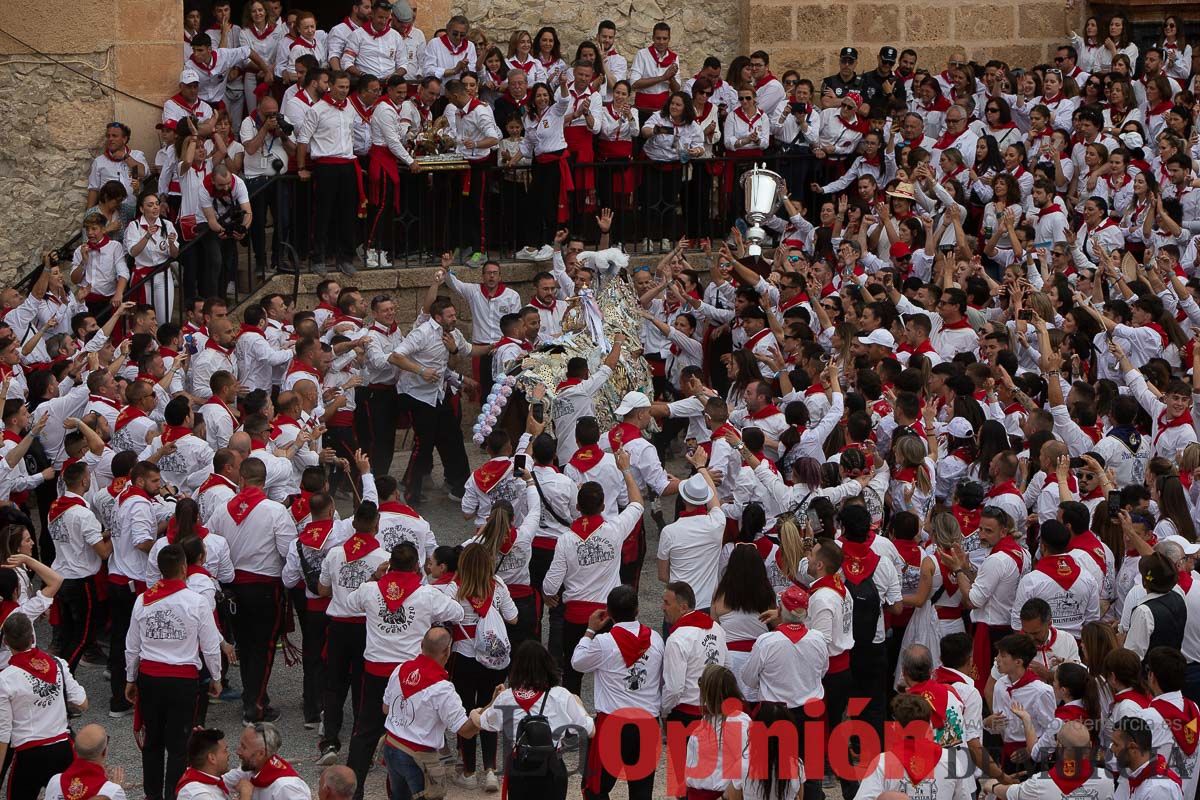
[191,319,239,401]
[44,724,126,800]
[983,721,1115,800]
[318,766,356,800]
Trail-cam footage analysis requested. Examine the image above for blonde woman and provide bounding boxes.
[464,482,541,647]
[684,665,755,798]
[895,510,967,681]
[890,434,936,518]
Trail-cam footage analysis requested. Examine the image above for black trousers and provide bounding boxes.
[562,619,588,696]
[528,157,562,248]
[247,175,292,268]
[321,620,365,751]
[313,161,359,262]
[57,576,96,672]
[399,394,468,502]
[139,674,199,800]
[583,718,655,800]
[108,581,137,711]
[507,592,538,650]
[7,740,73,800]
[197,225,238,298]
[295,594,328,724]
[348,671,389,800]
[529,546,564,664]
[822,668,856,799]
[451,653,504,773]
[643,166,683,242]
[452,161,491,251]
[363,386,399,476]
[228,581,285,719]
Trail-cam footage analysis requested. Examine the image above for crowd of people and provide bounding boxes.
[6,2,1200,800]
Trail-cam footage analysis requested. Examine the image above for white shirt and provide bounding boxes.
[47,492,103,579]
[740,624,828,706]
[661,613,726,715]
[382,660,468,748]
[518,97,571,157]
[543,504,644,614]
[111,488,158,582]
[190,343,237,401]
[656,508,727,610]
[198,399,238,451]
[125,584,223,680]
[375,502,437,565]
[444,274,521,344]
[571,621,664,715]
[45,770,127,800]
[551,366,614,465]
[206,489,297,578]
[992,671,1057,745]
[969,544,1030,626]
[275,33,328,79]
[640,112,703,162]
[123,216,178,270]
[295,96,356,160]
[392,318,469,405]
[450,100,502,161]
[1011,558,1101,638]
[0,652,84,748]
[808,578,855,660]
[195,473,237,524]
[1116,757,1185,800]
[479,685,594,742]
[89,149,149,197]
[420,34,475,84]
[342,25,408,79]
[368,99,414,166]
[72,238,129,297]
[321,538,391,620]
[628,46,681,107]
[234,327,294,392]
[146,531,233,586]
[346,580,464,668]
[563,449,628,519]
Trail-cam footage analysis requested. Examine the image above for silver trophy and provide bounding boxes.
[740,164,784,257]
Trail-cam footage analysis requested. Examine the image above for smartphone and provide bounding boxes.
[513,454,527,473]
[939,244,956,254]
[1069,457,1085,470]
[531,402,544,423]
[1108,491,1122,519]
[1018,309,1033,321]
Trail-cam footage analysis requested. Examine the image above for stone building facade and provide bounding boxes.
[0,0,1091,286]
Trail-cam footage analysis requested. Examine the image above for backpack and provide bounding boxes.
[511,691,556,773]
[844,561,882,646]
[473,599,512,670]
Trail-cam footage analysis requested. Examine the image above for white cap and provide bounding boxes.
[1119,131,1144,150]
[857,329,895,349]
[678,473,714,506]
[614,391,651,417]
[946,416,975,439]
[179,68,201,84]
[1165,535,1200,556]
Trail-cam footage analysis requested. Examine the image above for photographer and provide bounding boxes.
[240,95,295,273]
[199,163,252,299]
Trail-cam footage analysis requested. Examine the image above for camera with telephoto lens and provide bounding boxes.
[275,117,294,136]
[217,205,247,237]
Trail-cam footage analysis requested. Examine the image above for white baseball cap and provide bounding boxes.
[946,416,975,439]
[857,329,896,349]
[179,68,201,85]
[614,391,651,416]
[678,473,713,506]
[1165,535,1200,556]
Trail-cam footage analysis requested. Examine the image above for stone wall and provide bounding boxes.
[748,0,1085,79]
[453,0,743,73]
[0,0,181,287]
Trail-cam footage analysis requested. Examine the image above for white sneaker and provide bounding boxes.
[515,246,539,261]
[366,249,380,268]
[641,238,652,252]
[377,250,393,267]
[226,281,236,295]
[532,244,555,261]
[484,769,499,793]
[661,238,672,251]
[453,773,478,789]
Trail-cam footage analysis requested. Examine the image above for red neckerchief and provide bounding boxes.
[841,539,881,584]
[1056,700,1089,723]
[119,485,152,506]
[322,93,348,111]
[1113,688,1150,708]
[1151,696,1200,755]
[86,236,112,252]
[250,756,300,788]
[166,519,208,543]
[1179,570,1194,593]
[986,480,1021,499]
[934,666,966,686]
[297,518,334,549]
[1155,408,1192,444]
[473,458,513,493]
[512,688,545,713]
[610,623,652,666]
[1,430,20,445]
[48,495,86,523]
[161,425,191,445]
[1069,531,1107,573]
[227,486,268,524]
[941,317,972,330]
[1079,423,1103,444]
[270,413,301,441]
[748,403,781,420]
[432,571,455,585]
[754,72,777,89]
[990,535,1026,571]
[105,477,129,499]
[570,514,605,541]
[204,395,238,422]
[61,758,111,800]
[895,735,944,785]
[607,422,642,451]
[467,581,496,619]
[362,20,390,39]
[907,680,960,728]
[8,648,58,685]
[776,622,809,644]
[1042,92,1065,105]
[168,93,201,113]
[378,500,421,518]
[176,768,229,797]
[287,359,321,380]
[1005,668,1038,695]
[1128,756,1182,791]
[922,95,951,113]
[941,164,966,186]
[343,531,381,560]
[438,32,467,56]
[349,93,374,122]
[893,539,922,569]
[479,282,509,300]
[647,45,677,68]
[1048,751,1095,794]
[933,127,966,150]
[805,382,826,397]
[239,323,265,340]
[378,570,422,611]
[190,50,219,75]
[290,35,318,51]
[1037,203,1064,219]
[672,610,714,631]
[398,653,450,698]
[745,327,772,351]
[204,338,233,357]
[248,22,276,40]
[1034,554,1081,591]
[811,573,846,597]
[142,578,188,605]
[530,295,558,312]
[501,89,530,108]
[371,321,398,336]
[556,377,582,391]
[569,444,605,474]
[734,107,763,128]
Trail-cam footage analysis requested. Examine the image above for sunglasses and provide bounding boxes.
[1053,56,1066,63]
[986,107,1000,112]
[783,79,798,85]
[739,96,754,101]
[949,60,966,67]
[1046,68,1063,77]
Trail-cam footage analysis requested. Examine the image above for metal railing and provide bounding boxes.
[14,152,825,320]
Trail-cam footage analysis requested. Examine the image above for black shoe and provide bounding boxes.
[81,644,107,665]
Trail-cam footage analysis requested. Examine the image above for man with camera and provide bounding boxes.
[240,96,295,273]
[198,163,252,299]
